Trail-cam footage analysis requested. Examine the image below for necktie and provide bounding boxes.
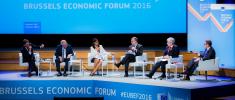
[62,48,66,59]
[203,49,208,58]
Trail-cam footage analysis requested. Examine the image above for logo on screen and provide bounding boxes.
[188,3,234,32]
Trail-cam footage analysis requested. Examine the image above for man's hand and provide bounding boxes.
[194,58,200,62]
[59,56,63,62]
[40,44,45,48]
[163,55,169,59]
[67,54,72,59]
[197,52,201,57]
[131,47,136,51]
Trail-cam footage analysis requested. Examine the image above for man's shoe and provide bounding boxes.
[57,72,62,76]
[158,75,166,80]
[124,74,128,77]
[181,76,190,81]
[145,74,152,79]
[28,73,32,77]
[63,73,68,76]
[114,63,120,68]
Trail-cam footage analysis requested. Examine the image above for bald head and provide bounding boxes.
[60,40,68,48]
[131,37,138,45]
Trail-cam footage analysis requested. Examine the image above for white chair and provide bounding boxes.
[19,53,40,76]
[196,58,219,80]
[154,55,184,80]
[52,52,76,74]
[121,53,148,78]
[165,55,184,80]
[87,53,108,76]
[68,52,84,76]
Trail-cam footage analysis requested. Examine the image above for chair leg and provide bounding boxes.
[134,65,136,77]
[69,62,72,75]
[166,67,168,80]
[142,64,145,79]
[102,66,103,77]
[107,65,108,76]
[38,64,40,77]
[174,66,177,79]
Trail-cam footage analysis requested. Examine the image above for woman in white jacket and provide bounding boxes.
[90,38,109,76]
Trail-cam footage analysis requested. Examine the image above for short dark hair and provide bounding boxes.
[132,37,138,42]
[23,39,29,45]
[205,40,212,46]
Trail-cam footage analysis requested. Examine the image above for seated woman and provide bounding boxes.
[89,38,109,76]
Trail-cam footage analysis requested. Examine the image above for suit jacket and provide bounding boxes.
[163,45,180,58]
[128,44,143,56]
[20,46,35,63]
[90,45,108,60]
[55,44,74,59]
[200,47,216,61]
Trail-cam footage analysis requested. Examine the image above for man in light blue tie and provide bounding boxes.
[55,40,74,76]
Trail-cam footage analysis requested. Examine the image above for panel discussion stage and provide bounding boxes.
[0,49,235,100]
[0,0,235,100]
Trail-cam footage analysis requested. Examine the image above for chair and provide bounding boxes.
[19,53,40,76]
[68,52,84,76]
[87,53,108,76]
[196,58,219,80]
[165,55,184,80]
[120,53,148,78]
[154,55,184,80]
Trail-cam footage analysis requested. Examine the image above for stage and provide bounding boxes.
[0,71,235,100]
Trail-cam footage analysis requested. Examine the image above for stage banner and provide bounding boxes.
[210,4,235,69]
[188,0,235,69]
[0,80,191,100]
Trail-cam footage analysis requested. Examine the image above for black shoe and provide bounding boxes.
[145,74,152,79]
[114,63,120,68]
[57,72,62,76]
[124,74,128,77]
[28,73,32,77]
[63,73,68,76]
[158,75,166,80]
[182,76,190,81]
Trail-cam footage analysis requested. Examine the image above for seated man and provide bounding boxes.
[115,37,143,77]
[55,40,74,76]
[183,40,216,80]
[20,42,38,77]
[146,37,180,80]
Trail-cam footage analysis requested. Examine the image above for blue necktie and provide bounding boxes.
[203,49,208,58]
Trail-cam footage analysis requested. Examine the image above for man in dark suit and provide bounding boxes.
[55,40,74,76]
[146,37,180,80]
[115,37,143,77]
[183,40,216,80]
[20,42,38,77]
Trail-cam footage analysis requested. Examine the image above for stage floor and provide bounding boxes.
[0,71,235,100]
[0,71,235,90]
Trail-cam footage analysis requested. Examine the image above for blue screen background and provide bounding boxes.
[0,0,186,34]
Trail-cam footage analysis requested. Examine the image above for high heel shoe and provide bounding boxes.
[89,73,95,76]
